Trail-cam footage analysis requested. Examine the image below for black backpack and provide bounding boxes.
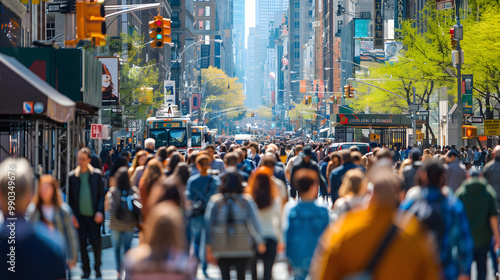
[116,189,142,222]
[407,197,445,249]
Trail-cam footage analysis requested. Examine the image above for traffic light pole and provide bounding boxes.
[412,87,417,146]
[64,13,77,48]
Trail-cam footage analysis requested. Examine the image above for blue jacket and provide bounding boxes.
[283,200,330,271]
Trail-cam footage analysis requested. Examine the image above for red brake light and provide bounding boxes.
[338,145,342,150]
[367,146,370,153]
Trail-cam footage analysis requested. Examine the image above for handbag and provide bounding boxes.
[342,224,398,280]
[187,176,213,217]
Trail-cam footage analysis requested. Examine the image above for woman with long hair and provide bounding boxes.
[332,169,368,217]
[124,201,197,280]
[128,150,148,178]
[166,151,182,176]
[246,167,282,280]
[27,175,79,270]
[138,159,166,220]
[326,152,342,187]
[107,167,141,278]
[205,169,265,280]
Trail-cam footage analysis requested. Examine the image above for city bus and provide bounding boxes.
[146,108,192,153]
[191,126,207,149]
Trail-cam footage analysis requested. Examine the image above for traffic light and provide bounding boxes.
[163,18,172,44]
[308,96,312,104]
[462,125,477,139]
[251,112,255,117]
[76,0,106,46]
[149,16,164,48]
[450,28,457,50]
[348,86,354,98]
[343,85,349,98]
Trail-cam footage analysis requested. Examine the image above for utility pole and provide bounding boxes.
[454,0,464,147]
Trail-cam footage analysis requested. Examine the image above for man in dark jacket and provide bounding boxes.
[290,146,326,199]
[68,147,105,279]
[483,145,500,203]
[402,149,423,192]
[329,150,363,202]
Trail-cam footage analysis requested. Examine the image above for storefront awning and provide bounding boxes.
[0,53,75,123]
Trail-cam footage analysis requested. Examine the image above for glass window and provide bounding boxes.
[294,51,300,58]
[309,10,313,16]
[199,20,204,30]
[294,1,299,8]
[205,20,210,30]
[294,22,300,28]
[205,6,210,16]
[295,12,299,18]
[151,130,168,148]
[46,17,55,40]
[169,129,186,147]
[198,8,204,17]
[192,133,202,146]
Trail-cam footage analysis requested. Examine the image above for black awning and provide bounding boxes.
[0,53,75,123]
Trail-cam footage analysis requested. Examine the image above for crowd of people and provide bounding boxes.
[1,138,500,280]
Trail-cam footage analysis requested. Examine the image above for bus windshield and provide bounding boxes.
[150,129,187,148]
[169,129,187,147]
[192,132,202,147]
[150,129,168,148]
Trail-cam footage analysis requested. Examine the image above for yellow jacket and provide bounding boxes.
[310,203,441,280]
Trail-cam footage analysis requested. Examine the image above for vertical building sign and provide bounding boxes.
[395,0,406,38]
[462,74,473,115]
[164,80,176,107]
[373,0,384,49]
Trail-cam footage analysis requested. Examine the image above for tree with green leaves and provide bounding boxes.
[349,1,457,144]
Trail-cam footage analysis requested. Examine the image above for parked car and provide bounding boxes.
[368,142,379,150]
[326,142,371,155]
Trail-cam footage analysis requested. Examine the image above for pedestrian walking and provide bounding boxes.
[330,150,362,202]
[332,169,368,218]
[68,147,105,279]
[482,145,500,203]
[401,160,474,280]
[0,158,67,280]
[246,168,283,280]
[124,201,197,280]
[311,168,440,280]
[283,169,330,280]
[290,146,327,199]
[444,150,467,192]
[107,167,142,278]
[455,167,500,280]
[205,169,265,280]
[27,174,79,271]
[186,154,221,278]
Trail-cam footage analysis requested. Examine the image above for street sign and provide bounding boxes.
[128,120,138,132]
[91,124,102,139]
[485,119,500,136]
[409,104,419,110]
[416,110,429,116]
[47,3,61,13]
[466,116,484,123]
[111,108,122,114]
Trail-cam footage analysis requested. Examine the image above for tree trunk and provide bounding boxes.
[485,92,493,148]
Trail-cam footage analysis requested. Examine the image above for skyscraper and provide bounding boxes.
[233,0,246,83]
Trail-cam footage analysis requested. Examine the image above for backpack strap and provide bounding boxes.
[366,224,398,273]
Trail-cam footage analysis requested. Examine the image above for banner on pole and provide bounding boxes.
[164,80,176,107]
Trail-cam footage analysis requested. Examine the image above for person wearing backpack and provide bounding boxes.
[283,169,330,280]
[205,169,265,280]
[455,167,500,280]
[107,166,142,278]
[311,168,440,280]
[186,154,221,278]
[400,160,474,280]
